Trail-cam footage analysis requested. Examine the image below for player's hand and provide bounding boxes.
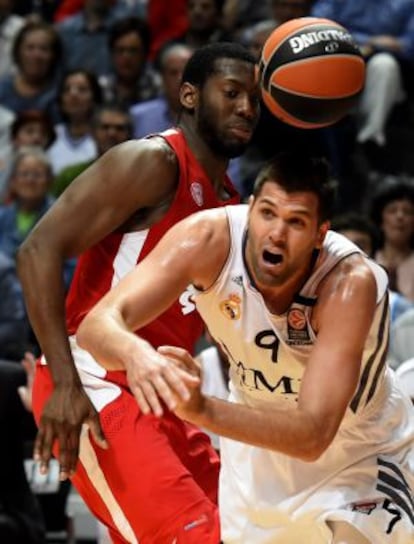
[157,346,206,423]
[125,345,201,417]
[34,383,108,481]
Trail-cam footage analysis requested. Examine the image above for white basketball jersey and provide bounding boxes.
[193,205,414,543]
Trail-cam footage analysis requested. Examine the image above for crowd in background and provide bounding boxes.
[0,1,414,542]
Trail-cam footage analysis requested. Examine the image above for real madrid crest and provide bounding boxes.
[219,293,242,320]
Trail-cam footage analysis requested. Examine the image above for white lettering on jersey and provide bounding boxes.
[179,285,196,315]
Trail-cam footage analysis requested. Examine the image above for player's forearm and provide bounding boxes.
[77,310,150,371]
[17,240,80,385]
[195,397,329,462]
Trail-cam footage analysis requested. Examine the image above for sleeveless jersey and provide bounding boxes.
[65,128,239,353]
[193,205,414,542]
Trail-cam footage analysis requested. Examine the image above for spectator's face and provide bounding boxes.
[381,198,414,247]
[17,29,55,80]
[271,0,310,24]
[338,229,373,256]
[94,111,131,154]
[61,73,95,120]
[0,0,13,18]
[14,122,50,149]
[162,48,193,112]
[188,0,219,33]
[12,155,50,202]
[112,31,146,80]
[248,26,275,62]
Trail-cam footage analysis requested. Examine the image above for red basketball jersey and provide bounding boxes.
[65,128,239,353]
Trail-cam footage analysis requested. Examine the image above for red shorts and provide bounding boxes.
[32,363,221,543]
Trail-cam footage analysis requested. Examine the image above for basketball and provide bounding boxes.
[259,17,366,129]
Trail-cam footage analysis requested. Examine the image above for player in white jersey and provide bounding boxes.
[76,151,414,543]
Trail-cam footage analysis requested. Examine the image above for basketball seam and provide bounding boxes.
[269,54,365,98]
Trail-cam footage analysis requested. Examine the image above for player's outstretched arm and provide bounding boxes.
[77,208,229,416]
[16,139,179,479]
[169,256,378,461]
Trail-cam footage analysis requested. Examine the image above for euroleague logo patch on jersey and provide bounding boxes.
[286,308,311,344]
[219,293,242,320]
[190,181,204,207]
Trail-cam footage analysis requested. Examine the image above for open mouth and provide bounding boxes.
[263,250,283,265]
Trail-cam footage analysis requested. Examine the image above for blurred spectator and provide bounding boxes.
[0,147,55,259]
[176,0,233,49]
[99,15,161,108]
[271,0,313,24]
[52,104,133,196]
[56,0,140,77]
[0,359,44,544]
[130,41,194,138]
[11,0,60,21]
[0,104,15,192]
[47,69,102,175]
[311,0,414,171]
[147,0,188,59]
[331,210,414,323]
[221,0,272,37]
[395,357,414,400]
[389,309,414,370]
[370,181,414,301]
[0,147,76,287]
[241,19,275,60]
[54,0,147,22]
[53,0,84,21]
[0,251,30,360]
[0,0,25,78]
[0,109,55,201]
[0,21,62,122]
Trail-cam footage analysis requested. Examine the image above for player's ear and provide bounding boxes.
[316,221,330,249]
[180,82,198,111]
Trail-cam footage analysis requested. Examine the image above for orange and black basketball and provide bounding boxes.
[258,17,366,129]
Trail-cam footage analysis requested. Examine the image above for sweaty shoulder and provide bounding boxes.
[173,208,231,290]
[317,253,379,308]
[101,136,178,200]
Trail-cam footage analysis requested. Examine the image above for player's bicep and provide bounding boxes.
[90,211,227,333]
[30,140,177,257]
[298,270,377,445]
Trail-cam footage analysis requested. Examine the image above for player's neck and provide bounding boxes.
[180,122,229,193]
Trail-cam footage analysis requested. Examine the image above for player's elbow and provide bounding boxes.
[16,237,40,278]
[76,312,96,351]
[295,420,336,462]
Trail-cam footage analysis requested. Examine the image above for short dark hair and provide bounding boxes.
[331,212,380,252]
[10,110,56,147]
[92,104,133,136]
[253,151,336,223]
[57,69,102,120]
[108,16,151,58]
[181,41,256,88]
[370,181,414,227]
[12,21,62,78]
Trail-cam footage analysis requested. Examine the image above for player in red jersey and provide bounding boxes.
[17,42,260,543]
